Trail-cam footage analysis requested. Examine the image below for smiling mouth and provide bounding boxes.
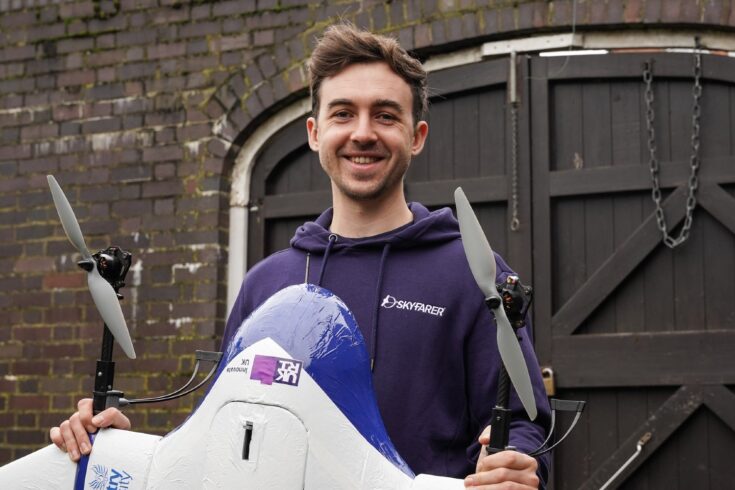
[347,156,381,164]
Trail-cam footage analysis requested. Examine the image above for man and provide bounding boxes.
[51,24,551,489]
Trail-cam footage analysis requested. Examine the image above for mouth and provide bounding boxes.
[345,155,383,164]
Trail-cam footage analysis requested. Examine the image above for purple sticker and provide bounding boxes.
[250,355,303,386]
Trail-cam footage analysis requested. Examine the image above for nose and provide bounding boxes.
[350,114,378,146]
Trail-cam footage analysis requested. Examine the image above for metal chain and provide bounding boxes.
[643,49,703,249]
[510,101,520,231]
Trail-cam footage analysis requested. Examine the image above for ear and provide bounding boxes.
[306,117,319,151]
[410,120,429,156]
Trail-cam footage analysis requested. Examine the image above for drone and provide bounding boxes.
[0,178,583,489]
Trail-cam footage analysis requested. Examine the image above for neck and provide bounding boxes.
[330,188,413,238]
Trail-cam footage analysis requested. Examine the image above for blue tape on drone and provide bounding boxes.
[217,284,414,477]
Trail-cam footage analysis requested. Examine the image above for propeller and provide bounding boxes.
[454,187,536,421]
[47,175,136,359]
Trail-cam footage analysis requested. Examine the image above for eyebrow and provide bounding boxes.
[326,98,405,114]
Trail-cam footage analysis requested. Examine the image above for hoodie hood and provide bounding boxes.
[290,202,460,252]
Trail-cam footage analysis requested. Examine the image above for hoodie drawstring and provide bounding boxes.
[316,234,338,286]
[310,234,390,372]
[370,243,391,372]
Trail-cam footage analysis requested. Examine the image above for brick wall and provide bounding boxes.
[0,0,733,465]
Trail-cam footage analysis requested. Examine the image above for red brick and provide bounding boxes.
[42,272,85,290]
[13,257,56,274]
[9,395,49,410]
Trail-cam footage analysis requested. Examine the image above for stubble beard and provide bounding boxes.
[328,155,409,202]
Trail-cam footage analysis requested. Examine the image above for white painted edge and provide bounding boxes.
[227,98,310,313]
[227,205,246,313]
[481,30,735,59]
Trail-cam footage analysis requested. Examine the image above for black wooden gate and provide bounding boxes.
[530,52,735,489]
[246,52,735,488]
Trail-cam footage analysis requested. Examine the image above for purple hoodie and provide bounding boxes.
[223,203,551,484]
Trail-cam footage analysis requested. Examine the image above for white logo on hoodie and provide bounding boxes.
[380,294,446,317]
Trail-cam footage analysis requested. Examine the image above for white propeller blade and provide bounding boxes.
[88,267,136,359]
[47,176,92,259]
[454,187,536,421]
[47,175,136,359]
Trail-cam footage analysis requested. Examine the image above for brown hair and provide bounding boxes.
[308,24,428,125]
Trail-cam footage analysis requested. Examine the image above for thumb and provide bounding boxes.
[478,425,491,446]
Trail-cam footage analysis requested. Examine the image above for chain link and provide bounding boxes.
[642,48,703,249]
[510,102,520,231]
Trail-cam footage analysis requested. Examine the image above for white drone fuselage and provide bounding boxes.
[0,285,464,489]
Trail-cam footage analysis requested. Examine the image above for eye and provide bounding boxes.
[332,110,352,120]
[376,113,397,123]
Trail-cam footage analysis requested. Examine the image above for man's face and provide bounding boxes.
[307,62,428,204]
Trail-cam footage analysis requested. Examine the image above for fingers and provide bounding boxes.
[478,425,491,446]
[466,450,539,489]
[48,398,130,463]
[57,418,82,462]
[49,426,65,451]
[77,398,97,433]
[91,407,131,430]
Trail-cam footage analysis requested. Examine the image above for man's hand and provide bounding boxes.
[464,426,539,489]
[49,398,131,462]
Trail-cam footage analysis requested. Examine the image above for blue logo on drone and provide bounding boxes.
[88,464,133,490]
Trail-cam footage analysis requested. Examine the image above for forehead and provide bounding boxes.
[318,62,413,111]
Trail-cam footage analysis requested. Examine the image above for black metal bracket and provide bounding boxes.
[528,398,587,457]
[118,350,223,407]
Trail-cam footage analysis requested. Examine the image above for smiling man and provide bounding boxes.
[51,24,551,489]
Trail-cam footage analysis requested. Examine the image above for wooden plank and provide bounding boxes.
[551,82,583,171]
[552,331,735,387]
[580,82,615,335]
[427,101,454,180]
[545,53,735,83]
[611,80,643,166]
[707,408,735,490]
[588,390,620,476]
[700,81,731,160]
[529,56,553,364]
[552,187,688,336]
[283,149,317,194]
[672,205,706,332]
[580,385,703,490]
[668,79,691,166]
[478,89,506,178]
[405,176,507,206]
[698,182,735,235]
[477,204,508,263]
[643,219,676,333]
[731,83,735,156]
[428,58,507,96]
[452,93,480,179]
[263,190,332,218]
[553,199,587,326]
[548,158,735,197]
[701,203,735,332]
[613,195,646,334]
[266,216,307,256]
[702,385,735,433]
[258,117,308,179]
[677,407,710,489]
[584,195,616,334]
[615,388,649,490]
[582,81,613,169]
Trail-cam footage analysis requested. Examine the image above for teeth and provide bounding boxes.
[351,156,378,164]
